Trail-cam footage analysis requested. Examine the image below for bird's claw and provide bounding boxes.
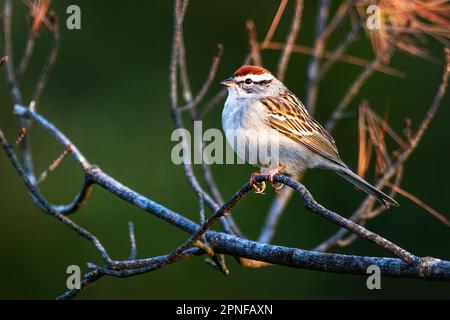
[253,181,266,194]
[270,182,284,192]
[267,166,283,191]
[250,168,284,194]
[268,171,283,193]
[250,172,266,194]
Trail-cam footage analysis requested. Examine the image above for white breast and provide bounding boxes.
[222,97,278,168]
[222,96,325,173]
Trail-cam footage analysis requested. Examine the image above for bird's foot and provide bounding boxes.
[271,182,284,192]
[250,171,266,194]
[267,166,284,192]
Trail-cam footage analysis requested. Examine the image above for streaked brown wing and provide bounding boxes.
[261,91,344,167]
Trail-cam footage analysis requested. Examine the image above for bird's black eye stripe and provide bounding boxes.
[238,79,272,85]
[258,79,272,85]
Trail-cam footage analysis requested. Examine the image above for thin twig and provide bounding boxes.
[56,270,104,300]
[178,44,224,112]
[263,41,404,78]
[316,21,361,83]
[361,165,404,221]
[19,0,53,73]
[30,10,60,109]
[2,0,22,104]
[318,0,356,43]
[325,41,397,131]
[200,89,226,119]
[128,221,138,260]
[385,183,449,227]
[305,0,331,114]
[246,20,263,66]
[198,193,206,225]
[52,178,93,215]
[410,48,450,147]
[178,32,192,103]
[261,0,288,49]
[38,144,72,184]
[88,248,204,278]
[3,0,36,185]
[277,0,303,81]
[14,127,26,146]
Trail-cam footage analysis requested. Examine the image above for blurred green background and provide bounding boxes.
[0,0,449,299]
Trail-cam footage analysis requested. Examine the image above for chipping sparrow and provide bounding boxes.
[221,65,398,207]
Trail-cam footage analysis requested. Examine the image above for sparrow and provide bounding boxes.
[221,65,398,207]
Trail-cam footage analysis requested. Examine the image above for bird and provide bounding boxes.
[220,65,398,208]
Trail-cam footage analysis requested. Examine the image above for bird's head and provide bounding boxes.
[221,65,285,99]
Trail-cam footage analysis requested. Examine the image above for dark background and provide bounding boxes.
[0,0,449,299]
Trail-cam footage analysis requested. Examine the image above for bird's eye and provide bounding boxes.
[245,78,253,84]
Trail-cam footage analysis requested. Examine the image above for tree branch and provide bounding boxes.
[277,0,303,81]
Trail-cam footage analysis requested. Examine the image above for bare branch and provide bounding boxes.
[2,0,36,185]
[56,270,104,300]
[87,248,204,278]
[19,0,53,74]
[177,31,193,103]
[277,0,303,81]
[316,21,362,84]
[200,89,226,119]
[2,0,23,104]
[246,20,263,66]
[179,44,224,113]
[325,42,397,131]
[261,0,288,49]
[263,41,404,78]
[318,0,356,43]
[386,182,450,227]
[14,127,26,146]
[128,222,138,260]
[410,48,450,146]
[30,10,60,109]
[37,144,72,184]
[305,0,331,114]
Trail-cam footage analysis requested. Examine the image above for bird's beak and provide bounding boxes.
[220,77,235,87]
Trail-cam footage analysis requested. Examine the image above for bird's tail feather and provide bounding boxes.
[336,168,399,208]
